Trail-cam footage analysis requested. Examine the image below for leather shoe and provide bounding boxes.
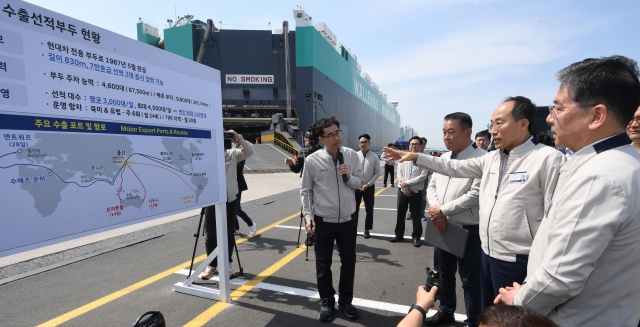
[413,239,421,247]
[363,230,370,239]
[424,310,455,326]
[389,237,403,243]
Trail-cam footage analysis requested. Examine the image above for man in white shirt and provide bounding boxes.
[475,130,491,151]
[389,136,428,247]
[382,96,565,311]
[627,106,640,152]
[355,134,381,239]
[424,113,486,327]
[301,115,364,321]
[495,55,640,327]
[383,143,396,187]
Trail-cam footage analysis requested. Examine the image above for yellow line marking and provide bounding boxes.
[184,187,391,326]
[35,258,197,327]
[38,184,388,326]
[184,246,308,327]
[36,211,300,327]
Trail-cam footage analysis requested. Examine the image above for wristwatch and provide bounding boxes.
[408,304,427,321]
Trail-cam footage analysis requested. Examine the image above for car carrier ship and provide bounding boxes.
[136,8,401,153]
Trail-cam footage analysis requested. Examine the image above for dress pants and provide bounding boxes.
[354,186,375,230]
[314,215,358,306]
[480,250,528,310]
[394,189,423,240]
[204,199,237,267]
[434,225,482,327]
[234,191,254,230]
[384,164,394,185]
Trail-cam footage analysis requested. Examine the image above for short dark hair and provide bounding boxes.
[504,96,537,135]
[315,115,340,137]
[537,132,554,147]
[358,134,371,141]
[475,129,491,140]
[477,304,559,327]
[409,136,421,144]
[556,55,640,128]
[387,143,394,147]
[420,137,427,145]
[444,112,473,129]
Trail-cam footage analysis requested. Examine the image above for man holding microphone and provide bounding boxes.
[300,115,364,322]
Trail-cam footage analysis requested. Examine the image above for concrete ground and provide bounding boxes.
[0,161,472,327]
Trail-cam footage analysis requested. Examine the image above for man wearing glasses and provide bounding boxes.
[627,106,640,152]
[301,115,364,322]
[389,136,429,247]
[383,96,565,311]
[495,56,640,327]
[355,134,381,239]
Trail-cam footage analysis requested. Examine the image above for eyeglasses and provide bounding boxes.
[487,120,512,131]
[629,116,640,125]
[548,103,597,117]
[322,130,342,140]
[358,141,369,144]
[409,143,420,147]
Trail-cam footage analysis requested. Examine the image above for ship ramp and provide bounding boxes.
[244,144,294,173]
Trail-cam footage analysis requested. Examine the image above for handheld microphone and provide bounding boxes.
[337,150,348,183]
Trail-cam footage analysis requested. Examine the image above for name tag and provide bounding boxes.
[509,172,528,184]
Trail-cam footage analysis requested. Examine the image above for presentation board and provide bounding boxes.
[0,0,225,257]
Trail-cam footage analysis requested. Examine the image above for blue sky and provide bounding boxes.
[25,0,640,148]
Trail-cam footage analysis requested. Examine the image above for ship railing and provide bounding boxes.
[218,23,272,30]
[274,129,298,157]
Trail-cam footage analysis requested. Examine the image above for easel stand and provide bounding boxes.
[174,203,231,301]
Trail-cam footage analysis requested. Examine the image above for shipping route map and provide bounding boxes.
[0,115,218,220]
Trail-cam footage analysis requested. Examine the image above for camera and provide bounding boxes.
[305,234,314,247]
[305,124,319,146]
[425,267,443,300]
[223,132,233,139]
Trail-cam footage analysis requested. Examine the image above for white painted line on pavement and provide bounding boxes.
[375,195,397,196]
[373,207,397,210]
[275,225,304,230]
[173,269,467,321]
[273,225,426,241]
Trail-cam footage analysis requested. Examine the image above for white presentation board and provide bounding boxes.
[0,0,225,257]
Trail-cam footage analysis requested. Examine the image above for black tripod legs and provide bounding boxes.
[188,208,206,278]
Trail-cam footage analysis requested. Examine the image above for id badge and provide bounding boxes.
[509,172,528,184]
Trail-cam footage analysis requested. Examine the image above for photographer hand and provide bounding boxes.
[285,157,294,166]
[417,285,437,310]
[305,221,315,236]
[397,286,437,327]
